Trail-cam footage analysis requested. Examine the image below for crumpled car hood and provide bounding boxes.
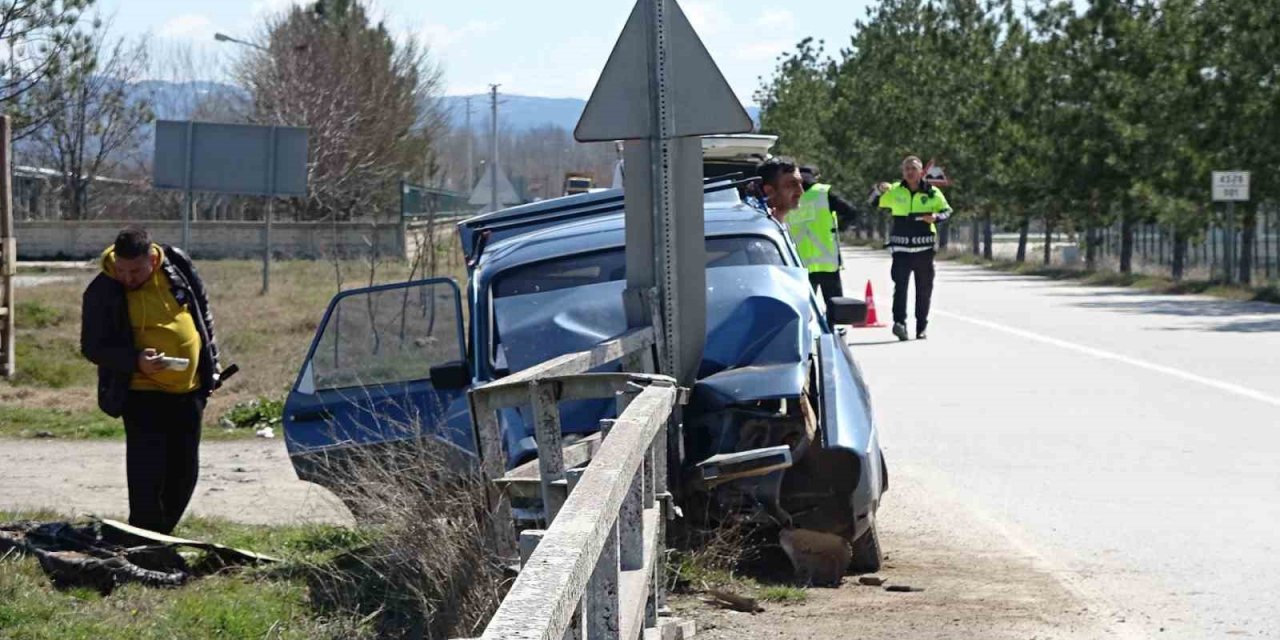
[494,265,814,407]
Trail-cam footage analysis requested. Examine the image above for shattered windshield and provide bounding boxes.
[492,235,784,298]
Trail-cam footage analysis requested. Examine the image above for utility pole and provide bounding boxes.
[489,84,500,212]
[464,96,474,192]
[1,115,14,378]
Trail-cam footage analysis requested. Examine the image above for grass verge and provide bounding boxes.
[0,511,373,640]
[2,256,468,440]
[0,406,260,441]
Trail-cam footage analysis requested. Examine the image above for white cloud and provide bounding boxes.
[249,0,305,17]
[681,1,723,37]
[421,20,497,52]
[159,14,214,39]
[755,9,795,30]
[738,41,792,63]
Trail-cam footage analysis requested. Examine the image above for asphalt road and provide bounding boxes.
[839,247,1280,639]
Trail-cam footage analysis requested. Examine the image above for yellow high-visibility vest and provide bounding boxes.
[787,184,840,273]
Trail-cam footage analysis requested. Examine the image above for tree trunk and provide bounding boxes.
[1016,213,1029,263]
[1239,208,1255,285]
[971,217,980,255]
[1043,218,1053,265]
[1119,212,1134,274]
[1086,227,1099,270]
[1172,230,1187,281]
[983,212,994,260]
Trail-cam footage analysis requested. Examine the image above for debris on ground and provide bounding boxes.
[884,585,924,593]
[0,517,277,595]
[704,588,764,613]
[778,528,850,587]
[858,576,886,586]
[255,426,276,439]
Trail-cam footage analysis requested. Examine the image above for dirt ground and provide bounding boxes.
[0,437,1135,638]
[0,436,352,526]
[669,462,1138,640]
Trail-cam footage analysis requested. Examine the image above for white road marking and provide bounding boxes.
[936,309,1280,409]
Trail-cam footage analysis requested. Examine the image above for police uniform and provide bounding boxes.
[878,180,951,337]
[787,183,844,308]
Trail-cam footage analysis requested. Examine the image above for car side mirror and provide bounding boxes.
[429,360,471,390]
[826,297,868,326]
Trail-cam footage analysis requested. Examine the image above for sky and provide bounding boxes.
[95,0,878,104]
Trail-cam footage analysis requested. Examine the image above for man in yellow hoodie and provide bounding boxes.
[81,227,221,534]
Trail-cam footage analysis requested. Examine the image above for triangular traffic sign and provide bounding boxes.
[575,0,754,142]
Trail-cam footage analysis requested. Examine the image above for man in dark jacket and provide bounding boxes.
[81,227,221,534]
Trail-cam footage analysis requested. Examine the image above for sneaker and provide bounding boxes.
[916,330,928,340]
[892,323,909,341]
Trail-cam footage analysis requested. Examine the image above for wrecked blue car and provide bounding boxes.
[282,179,887,571]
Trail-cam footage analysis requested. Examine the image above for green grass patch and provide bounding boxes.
[0,406,123,439]
[11,337,94,388]
[15,301,69,330]
[0,406,258,441]
[220,396,284,430]
[759,585,808,603]
[0,511,375,640]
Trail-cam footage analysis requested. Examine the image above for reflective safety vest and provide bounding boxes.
[879,181,950,253]
[787,184,840,273]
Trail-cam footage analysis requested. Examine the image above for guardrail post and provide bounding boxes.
[587,523,621,639]
[519,530,545,568]
[531,380,567,522]
[469,392,516,557]
[619,466,644,572]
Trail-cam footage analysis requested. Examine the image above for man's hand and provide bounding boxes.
[920,214,937,224]
[875,182,891,194]
[137,349,165,375]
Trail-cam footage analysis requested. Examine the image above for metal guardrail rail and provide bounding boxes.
[460,323,695,640]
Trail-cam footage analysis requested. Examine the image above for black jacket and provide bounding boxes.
[80,246,221,417]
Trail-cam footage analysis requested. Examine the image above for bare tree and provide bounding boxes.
[233,0,445,222]
[1,0,98,138]
[23,23,152,220]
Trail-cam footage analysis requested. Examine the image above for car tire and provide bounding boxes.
[848,522,882,574]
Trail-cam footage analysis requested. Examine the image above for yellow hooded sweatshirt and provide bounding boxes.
[101,244,202,393]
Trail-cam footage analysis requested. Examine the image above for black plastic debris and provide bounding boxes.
[0,517,277,595]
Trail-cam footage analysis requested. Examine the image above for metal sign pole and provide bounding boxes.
[1225,201,1235,285]
[182,120,194,250]
[0,115,14,378]
[262,125,276,295]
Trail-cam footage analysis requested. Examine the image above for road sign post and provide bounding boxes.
[575,0,753,385]
[1212,171,1250,284]
[154,120,308,294]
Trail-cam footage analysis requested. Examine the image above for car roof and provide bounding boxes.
[477,200,792,276]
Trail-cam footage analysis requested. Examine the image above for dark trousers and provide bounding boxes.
[890,250,936,330]
[123,390,205,534]
[809,271,844,310]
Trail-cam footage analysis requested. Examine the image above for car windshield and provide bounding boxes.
[492,235,785,298]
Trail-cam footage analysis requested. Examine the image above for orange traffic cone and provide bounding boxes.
[859,280,885,328]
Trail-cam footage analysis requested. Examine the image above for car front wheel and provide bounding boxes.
[848,522,882,574]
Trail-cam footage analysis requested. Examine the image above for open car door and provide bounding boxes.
[283,278,474,485]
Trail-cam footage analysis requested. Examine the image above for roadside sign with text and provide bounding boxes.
[1212,171,1250,202]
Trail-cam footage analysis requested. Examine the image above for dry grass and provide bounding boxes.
[296,428,511,639]
[2,247,467,437]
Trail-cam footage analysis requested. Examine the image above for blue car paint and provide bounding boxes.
[282,278,473,459]
[283,193,882,538]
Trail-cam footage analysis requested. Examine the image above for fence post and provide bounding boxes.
[587,524,621,639]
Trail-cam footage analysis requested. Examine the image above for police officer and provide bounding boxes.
[874,156,951,341]
[789,166,859,309]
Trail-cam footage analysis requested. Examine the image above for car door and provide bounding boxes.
[283,278,473,464]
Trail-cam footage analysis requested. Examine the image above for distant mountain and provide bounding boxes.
[121,83,760,133]
[442,94,761,133]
